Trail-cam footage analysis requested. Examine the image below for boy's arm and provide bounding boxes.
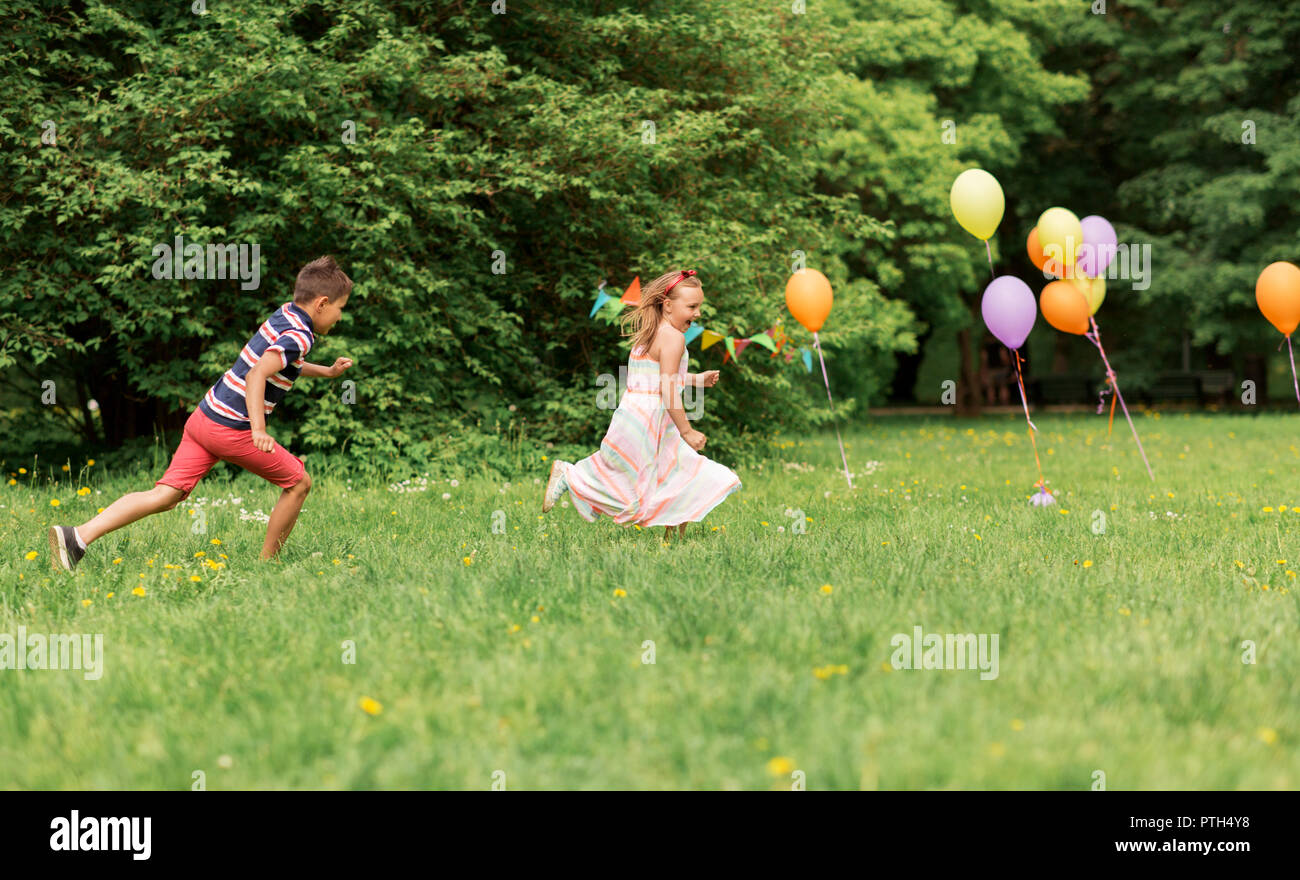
[244,352,279,452]
[299,358,354,378]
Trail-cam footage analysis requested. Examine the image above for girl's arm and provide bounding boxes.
[657,335,697,438]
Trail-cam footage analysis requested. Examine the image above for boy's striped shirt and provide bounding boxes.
[199,302,315,429]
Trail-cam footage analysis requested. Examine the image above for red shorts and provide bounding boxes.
[157,409,307,500]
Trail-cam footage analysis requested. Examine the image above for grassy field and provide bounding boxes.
[1,410,1297,790]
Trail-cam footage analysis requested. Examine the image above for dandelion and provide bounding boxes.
[210,538,222,545]
[106,592,114,599]
[49,498,60,507]
[819,584,833,594]
[87,459,95,466]
[190,575,201,582]
[77,487,91,496]
[530,615,540,623]
[462,556,474,566]
[613,588,627,598]
[1118,607,1132,616]
[61,464,70,472]
[81,599,92,607]
[1011,719,1025,731]
[1256,727,1278,746]
[1082,560,1093,568]
[359,697,383,716]
[18,468,26,474]
[509,623,521,633]
[24,551,37,560]
[133,586,146,597]
[766,756,794,776]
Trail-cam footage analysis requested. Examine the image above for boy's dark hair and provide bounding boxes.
[293,256,353,304]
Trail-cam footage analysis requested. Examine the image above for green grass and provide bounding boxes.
[2,410,1297,789]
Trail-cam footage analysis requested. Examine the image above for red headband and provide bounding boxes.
[664,269,698,296]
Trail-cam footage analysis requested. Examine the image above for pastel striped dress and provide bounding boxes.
[565,345,742,527]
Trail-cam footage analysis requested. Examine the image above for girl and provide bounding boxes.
[542,269,742,540]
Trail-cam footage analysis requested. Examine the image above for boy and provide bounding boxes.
[49,256,355,570]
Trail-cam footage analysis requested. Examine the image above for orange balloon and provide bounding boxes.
[1026,227,1062,278]
[785,268,833,332]
[1256,261,1300,336]
[1040,280,1090,335]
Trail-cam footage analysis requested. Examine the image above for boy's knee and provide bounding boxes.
[155,485,185,511]
[292,472,312,494]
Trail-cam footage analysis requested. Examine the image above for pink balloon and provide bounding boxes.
[1077,215,1117,277]
[981,275,1036,350]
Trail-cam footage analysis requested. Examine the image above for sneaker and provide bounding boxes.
[542,460,569,513]
[49,525,86,572]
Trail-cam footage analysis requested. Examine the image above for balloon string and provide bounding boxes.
[984,239,994,279]
[1108,386,1117,436]
[1086,317,1154,481]
[1011,348,1044,484]
[813,331,853,489]
[1095,373,1117,437]
[1287,335,1300,410]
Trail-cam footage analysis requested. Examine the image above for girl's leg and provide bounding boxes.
[678,523,687,538]
[78,484,187,545]
[261,473,311,559]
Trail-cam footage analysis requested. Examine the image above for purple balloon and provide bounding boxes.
[1077,215,1117,278]
[981,275,1037,350]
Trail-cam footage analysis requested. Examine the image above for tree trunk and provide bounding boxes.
[956,327,982,416]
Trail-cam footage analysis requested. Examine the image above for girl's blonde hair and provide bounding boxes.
[620,269,702,356]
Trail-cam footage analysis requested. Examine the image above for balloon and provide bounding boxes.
[1040,280,1090,335]
[950,169,1005,241]
[1072,273,1106,315]
[1256,261,1300,336]
[785,268,833,333]
[1026,227,1063,278]
[981,276,1037,350]
[1077,215,1118,278]
[1037,207,1083,274]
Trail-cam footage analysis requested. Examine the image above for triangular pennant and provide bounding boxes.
[802,348,813,373]
[684,325,703,346]
[589,291,613,318]
[734,339,751,359]
[724,336,736,360]
[620,276,641,305]
[700,330,723,350]
[746,333,776,353]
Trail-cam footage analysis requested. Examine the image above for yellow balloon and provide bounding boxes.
[1072,274,1106,315]
[950,169,1005,241]
[1037,207,1083,272]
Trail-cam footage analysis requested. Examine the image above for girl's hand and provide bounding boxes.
[329,357,354,378]
[685,429,707,452]
[699,370,720,387]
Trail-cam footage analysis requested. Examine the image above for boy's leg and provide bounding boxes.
[261,473,311,559]
[78,484,188,545]
[53,411,213,570]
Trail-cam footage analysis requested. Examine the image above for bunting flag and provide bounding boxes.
[700,329,723,350]
[724,336,736,360]
[620,276,641,305]
[589,291,613,318]
[801,348,812,372]
[746,332,776,353]
[684,325,703,346]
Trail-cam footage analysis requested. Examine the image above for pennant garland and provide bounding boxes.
[588,278,816,372]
